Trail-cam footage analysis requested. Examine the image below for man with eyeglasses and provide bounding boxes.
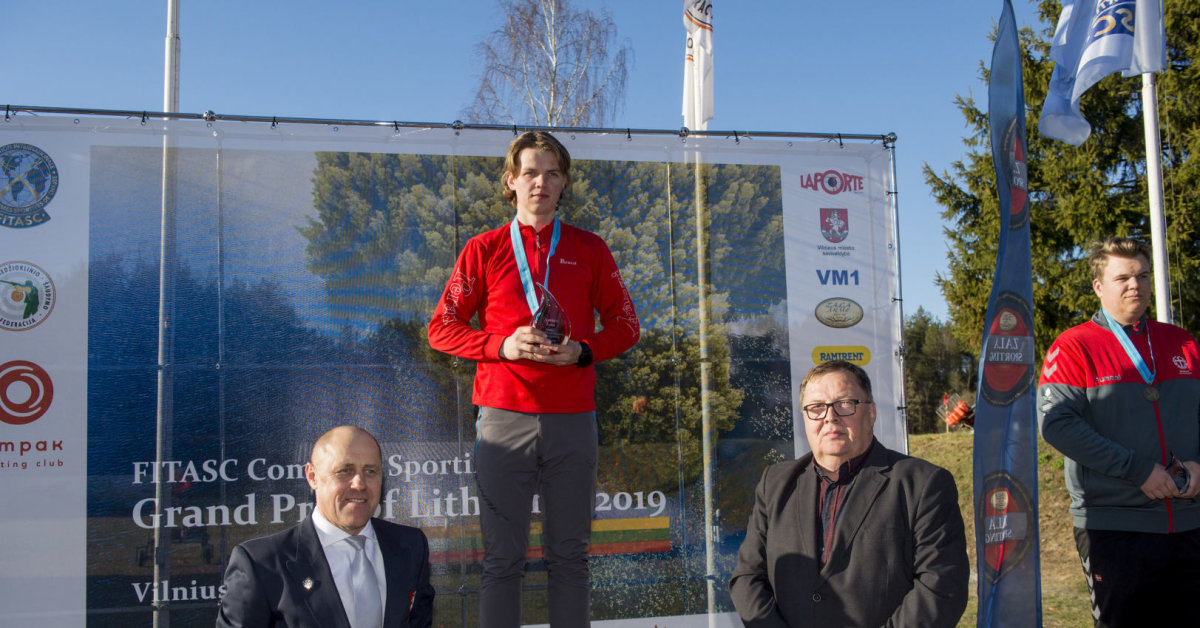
[1038,237,1200,627]
[730,360,968,627]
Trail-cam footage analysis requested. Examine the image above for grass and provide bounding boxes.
[910,431,1092,628]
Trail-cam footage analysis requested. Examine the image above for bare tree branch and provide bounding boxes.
[465,0,632,127]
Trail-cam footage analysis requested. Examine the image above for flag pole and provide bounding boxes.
[682,2,717,621]
[688,56,717,627]
[1141,72,1172,324]
[153,2,181,626]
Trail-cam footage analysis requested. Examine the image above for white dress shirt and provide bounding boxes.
[311,509,388,623]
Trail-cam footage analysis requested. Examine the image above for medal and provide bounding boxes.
[1101,309,1158,402]
[510,217,570,343]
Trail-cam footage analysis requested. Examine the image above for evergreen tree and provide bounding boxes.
[927,0,1200,357]
[902,307,974,433]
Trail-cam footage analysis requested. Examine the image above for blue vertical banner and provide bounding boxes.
[974,1,1043,627]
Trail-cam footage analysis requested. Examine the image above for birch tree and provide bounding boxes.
[465,0,632,127]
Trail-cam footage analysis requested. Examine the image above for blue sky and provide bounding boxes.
[6,0,1048,322]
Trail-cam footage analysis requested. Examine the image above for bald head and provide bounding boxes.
[310,425,381,466]
[305,425,384,534]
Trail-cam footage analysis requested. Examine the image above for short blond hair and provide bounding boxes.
[1087,237,1151,281]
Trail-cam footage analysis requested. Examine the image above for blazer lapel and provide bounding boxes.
[290,518,353,628]
[790,455,820,562]
[377,521,413,627]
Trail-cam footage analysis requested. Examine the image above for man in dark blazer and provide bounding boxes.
[730,360,968,627]
[216,426,435,627]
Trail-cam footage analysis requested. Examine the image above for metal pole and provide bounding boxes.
[153,2,180,626]
[885,135,909,452]
[694,156,717,622]
[688,81,718,623]
[164,0,181,112]
[1141,72,1171,324]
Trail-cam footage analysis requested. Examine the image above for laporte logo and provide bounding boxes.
[800,169,863,195]
[0,360,54,425]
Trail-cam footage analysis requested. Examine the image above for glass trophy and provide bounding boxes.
[531,282,572,345]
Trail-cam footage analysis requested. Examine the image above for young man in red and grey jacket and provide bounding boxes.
[428,131,639,627]
[1038,237,1200,627]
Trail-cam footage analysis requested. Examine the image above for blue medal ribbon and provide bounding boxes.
[509,217,560,316]
[1101,308,1156,385]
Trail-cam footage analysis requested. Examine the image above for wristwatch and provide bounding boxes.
[576,341,593,367]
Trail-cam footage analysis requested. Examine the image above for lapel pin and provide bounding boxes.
[302,577,314,591]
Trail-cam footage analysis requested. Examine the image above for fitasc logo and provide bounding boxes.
[979,471,1035,583]
[685,0,712,30]
[0,261,56,331]
[820,208,849,243]
[800,169,864,195]
[1,143,59,229]
[0,360,54,425]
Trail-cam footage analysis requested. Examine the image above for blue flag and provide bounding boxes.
[1039,0,1167,145]
[974,2,1042,626]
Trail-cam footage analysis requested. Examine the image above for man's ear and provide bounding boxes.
[304,462,318,491]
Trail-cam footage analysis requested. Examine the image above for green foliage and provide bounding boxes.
[927,0,1200,357]
[301,152,508,327]
[903,307,975,433]
[299,154,798,488]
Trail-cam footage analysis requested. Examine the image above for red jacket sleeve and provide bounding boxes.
[427,237,506,362]
[584,239,640,363]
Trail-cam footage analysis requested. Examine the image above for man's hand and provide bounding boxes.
[501,327,582,366]
[1141,464,1186,500]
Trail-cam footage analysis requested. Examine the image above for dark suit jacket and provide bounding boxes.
[729,441,968,627]
[215,516,434,628]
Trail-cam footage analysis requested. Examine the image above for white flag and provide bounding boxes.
[683,0,713,130]
[1039,0,1166,145]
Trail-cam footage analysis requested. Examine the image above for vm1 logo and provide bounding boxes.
[816,269,860,286]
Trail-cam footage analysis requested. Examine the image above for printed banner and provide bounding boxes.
[0,116,899,626]
[974,2,1043,626]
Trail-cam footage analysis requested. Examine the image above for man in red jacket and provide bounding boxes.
[428,131,639,627]
[1038,237,1200,627]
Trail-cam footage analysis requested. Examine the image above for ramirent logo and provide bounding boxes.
[811,346,871,366]
[801,170,864,195]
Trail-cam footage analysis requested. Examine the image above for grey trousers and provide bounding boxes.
[475,407,598,628]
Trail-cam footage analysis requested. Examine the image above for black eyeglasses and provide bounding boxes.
[802,398,872,421]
